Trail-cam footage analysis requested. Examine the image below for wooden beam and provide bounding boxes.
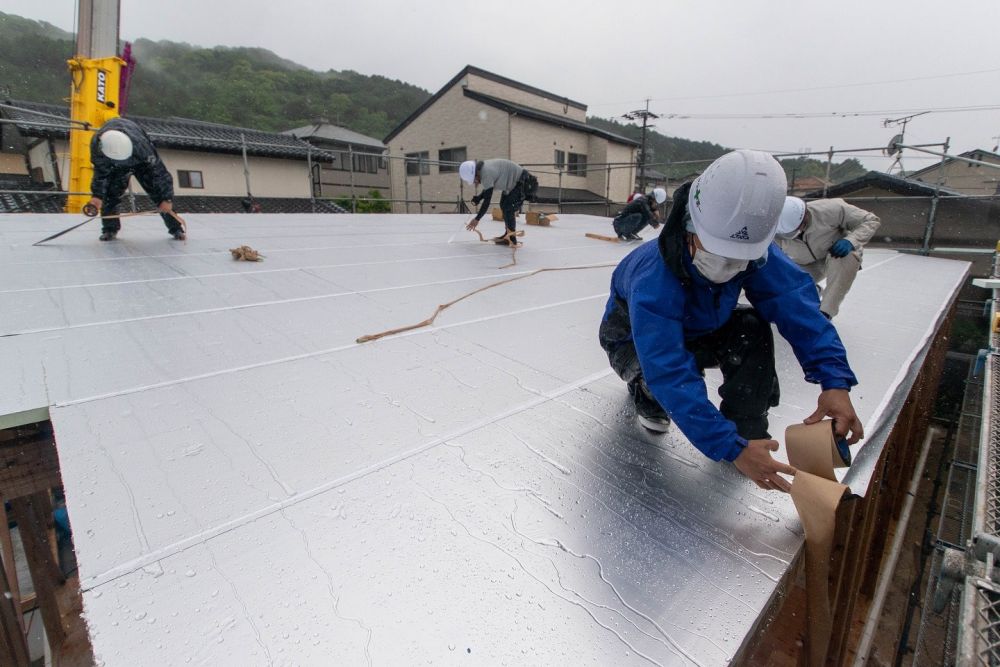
[0,554,31,667]
[0,500,23,625]
[10,493,66,649]
[0,433,62,500]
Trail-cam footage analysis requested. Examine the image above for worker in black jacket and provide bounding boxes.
[612,187,666,241]
[85,117,184,241]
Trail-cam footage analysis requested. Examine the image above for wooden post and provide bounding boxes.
[0,555,30,667]
[0,500,22,622]
[10,493,66,649]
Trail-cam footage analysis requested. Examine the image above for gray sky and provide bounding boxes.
[5,0,1000,170]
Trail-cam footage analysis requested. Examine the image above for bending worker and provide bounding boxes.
[460,159,538,246]
[775,196,881,319]
[86,117,184,241]
[613,187,666,241]
[599,150,864,491]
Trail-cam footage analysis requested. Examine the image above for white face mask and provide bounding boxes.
[692,248,748,284]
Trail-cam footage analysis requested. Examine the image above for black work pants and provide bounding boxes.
[600,304,779,440]
[498,174,530,233]
[101,169,180,234]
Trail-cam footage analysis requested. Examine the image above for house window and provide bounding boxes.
[567,153,587,177]
[405,151,430,176]
[352,153,379,174]
[554,150,566,170]
[438,147,467,173]
[178,170,204,189]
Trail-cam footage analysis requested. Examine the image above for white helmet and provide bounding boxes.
[687,149,787,260]
[652,187,667,204]
[99,129,133,161]
[776,196,807,238]
[459,160,477,184]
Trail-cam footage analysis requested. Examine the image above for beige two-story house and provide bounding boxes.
[384,65,638,214]
[907,149,1000,195]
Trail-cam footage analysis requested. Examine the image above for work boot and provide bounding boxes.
[99,230,117,241]
[629,379,671,433]
[169,229,186,241]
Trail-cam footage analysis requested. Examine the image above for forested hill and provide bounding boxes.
[0,10,867,181]
[586,116,868,183]
[0,11,431,138]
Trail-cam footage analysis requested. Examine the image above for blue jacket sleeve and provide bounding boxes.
[744,245,858,390]
[627,268,745,461]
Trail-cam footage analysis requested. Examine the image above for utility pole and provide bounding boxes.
[623,99,659,193]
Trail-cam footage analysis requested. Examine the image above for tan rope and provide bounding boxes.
[355,262,617,343]
[470,227,523,268]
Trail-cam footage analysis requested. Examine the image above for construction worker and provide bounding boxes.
[613,187,667,241]
[460,159,538,246]
[775,197,881,319]
[85,117,184,241]
[599,150,863,491]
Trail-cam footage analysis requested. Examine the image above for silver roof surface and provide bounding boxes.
[0,213,969,665]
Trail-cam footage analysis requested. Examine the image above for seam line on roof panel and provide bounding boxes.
[1,269,543,336]
[78,368,614,591]
[54,293,608,408]
[0,243,602,294]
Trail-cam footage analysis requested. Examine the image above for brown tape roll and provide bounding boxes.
[785,419,850,667]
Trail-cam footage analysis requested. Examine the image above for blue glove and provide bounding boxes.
[830,239,854,258]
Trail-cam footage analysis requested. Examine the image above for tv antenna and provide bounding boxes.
[882,111,929,174]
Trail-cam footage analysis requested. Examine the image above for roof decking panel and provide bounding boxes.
[0,213,969,665]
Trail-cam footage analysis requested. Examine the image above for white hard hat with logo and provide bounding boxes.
[652,187,667,204]
[686,149,787,260]
[99,129,133,161]
[776,196,807,237]
[459,160,477,184]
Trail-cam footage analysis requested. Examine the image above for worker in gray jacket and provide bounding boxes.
[460,159,538,246]
[775,197,881,318]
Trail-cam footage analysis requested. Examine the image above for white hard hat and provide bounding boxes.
[652,187,667,204]
[687,150,787,260]
[776,197,807,237]
[459,160,477,184]
[99,129,133,161]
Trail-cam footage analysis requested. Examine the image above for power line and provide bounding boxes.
[663,103,1000,120]
[587,66,1000,108]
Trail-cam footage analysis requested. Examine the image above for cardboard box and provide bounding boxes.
[491,208,504,221]
[526,212,557,226]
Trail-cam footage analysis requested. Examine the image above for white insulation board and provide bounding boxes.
[0,212,969,666]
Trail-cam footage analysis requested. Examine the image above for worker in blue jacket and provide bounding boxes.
[599,150,864,491]
[86,117,184,241]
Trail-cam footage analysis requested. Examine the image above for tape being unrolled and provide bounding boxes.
[785,419,851,667]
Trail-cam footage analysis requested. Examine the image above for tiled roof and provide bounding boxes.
[284,123,385,151]
[2,100,336,162]
[534,186,608,204]
[0,174,66,213]
[462,90,639,147]
[384,64,589,143]
[803,171,967,199]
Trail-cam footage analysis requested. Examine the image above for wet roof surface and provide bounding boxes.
[0,213,969,665]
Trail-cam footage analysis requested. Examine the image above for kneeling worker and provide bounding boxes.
[613,187,666,241]
[460,159,538,246]
[599,150,863,491]
[775,196,881,319]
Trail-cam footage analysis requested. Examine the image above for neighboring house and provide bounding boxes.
[906,148,1000,196]
[788,175,829,197]
[384,65,638,215]
[283,121,389,199]
[635,168,667,192]
[802,170,998,279]
[0,100,345,213]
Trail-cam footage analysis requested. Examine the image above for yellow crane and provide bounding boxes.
[65,0,123,213]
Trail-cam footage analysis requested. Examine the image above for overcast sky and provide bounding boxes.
[5,0,1000,170]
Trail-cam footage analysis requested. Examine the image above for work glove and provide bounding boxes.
[830,239,854,258]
